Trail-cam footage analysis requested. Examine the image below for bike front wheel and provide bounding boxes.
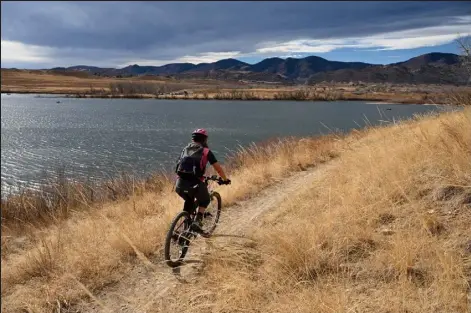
[202,191,222,236]
[164,211,192,267]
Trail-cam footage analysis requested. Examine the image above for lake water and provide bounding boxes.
[1,93,451,195]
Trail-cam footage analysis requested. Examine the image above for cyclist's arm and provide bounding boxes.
[212,162,228,181]
[207,150,229,181]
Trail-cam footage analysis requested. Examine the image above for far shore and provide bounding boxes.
[2,69,470,105]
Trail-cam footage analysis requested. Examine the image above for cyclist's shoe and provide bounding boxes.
[203,212,213,219]
[191,214,204,233]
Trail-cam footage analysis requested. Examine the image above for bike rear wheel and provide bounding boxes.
[202,191,222,236]
[164,211,192,267]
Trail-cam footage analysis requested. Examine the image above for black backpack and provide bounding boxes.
[175,143,209,178]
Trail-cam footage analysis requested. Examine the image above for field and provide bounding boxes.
[2,69,470,104]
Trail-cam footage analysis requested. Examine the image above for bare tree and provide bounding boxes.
[456,35,471,85]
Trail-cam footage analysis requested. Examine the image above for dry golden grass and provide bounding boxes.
[1,133,339,312]
[1,171,169,234]
[147,108,471,313]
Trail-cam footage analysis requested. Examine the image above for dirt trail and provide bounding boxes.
[72,161,336,313]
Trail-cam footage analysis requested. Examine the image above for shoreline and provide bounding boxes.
[0,103,453,201]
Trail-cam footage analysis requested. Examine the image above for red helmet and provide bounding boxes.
[192,128,208,137]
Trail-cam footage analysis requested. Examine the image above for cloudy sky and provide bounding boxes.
[1,1,470,69]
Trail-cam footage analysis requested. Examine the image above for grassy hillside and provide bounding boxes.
[157,107,471,313]
[1,106,470,312]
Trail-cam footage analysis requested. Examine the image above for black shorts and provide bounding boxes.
[175,177,211,211]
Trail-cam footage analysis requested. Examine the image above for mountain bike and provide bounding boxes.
[164,175,228,267]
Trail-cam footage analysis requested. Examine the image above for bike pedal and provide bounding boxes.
[190,224,202,233]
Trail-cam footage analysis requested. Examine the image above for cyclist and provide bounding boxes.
[175,128,231,233]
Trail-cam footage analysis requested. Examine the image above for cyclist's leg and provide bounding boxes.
[175,178,196,214]
[195,181,211,217]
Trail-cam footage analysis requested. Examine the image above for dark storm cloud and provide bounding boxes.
[1,1,470,66]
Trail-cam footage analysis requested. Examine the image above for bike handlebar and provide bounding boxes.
[204,175,231,185]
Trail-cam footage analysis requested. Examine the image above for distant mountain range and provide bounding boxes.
[47,52,468,85]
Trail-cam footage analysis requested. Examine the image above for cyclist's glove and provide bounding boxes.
[218,178,231,185]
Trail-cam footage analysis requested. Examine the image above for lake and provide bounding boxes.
[0,94,452,195]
